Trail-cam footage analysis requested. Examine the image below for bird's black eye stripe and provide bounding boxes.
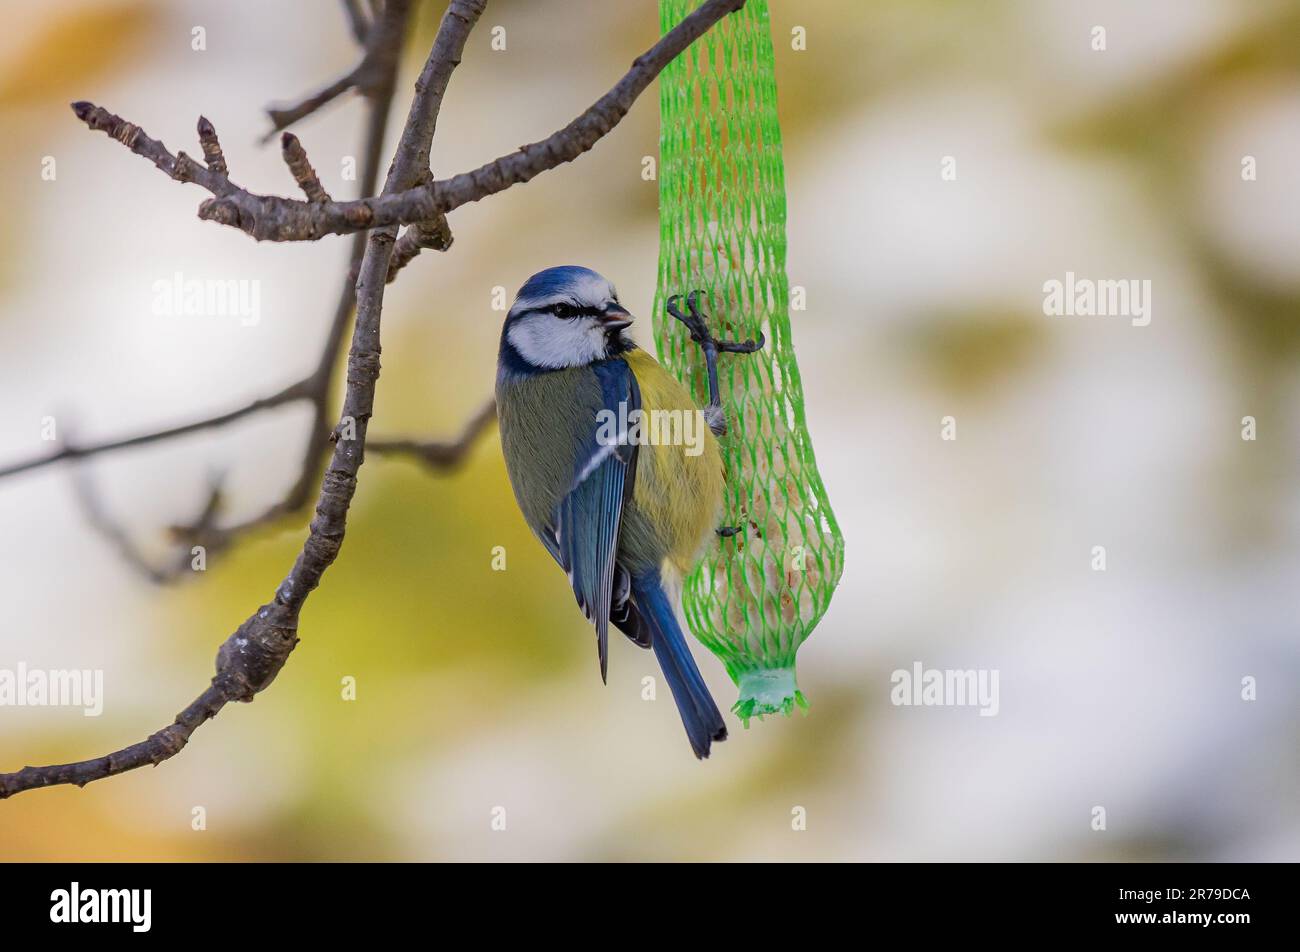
[550,303,602,320]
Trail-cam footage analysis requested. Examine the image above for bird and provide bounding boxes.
[494,265,763,758]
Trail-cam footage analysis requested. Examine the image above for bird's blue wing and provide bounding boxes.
[552,359,640,682]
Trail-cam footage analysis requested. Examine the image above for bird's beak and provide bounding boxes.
[600,303,633,330]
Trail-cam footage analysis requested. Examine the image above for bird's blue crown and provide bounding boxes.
[514,265,606,307]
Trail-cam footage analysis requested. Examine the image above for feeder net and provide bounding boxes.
[653,0,845,722]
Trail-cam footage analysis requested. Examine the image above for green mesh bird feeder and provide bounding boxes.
[653,0,845,723]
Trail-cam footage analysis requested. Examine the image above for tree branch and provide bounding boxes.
[0,1,418,576]
[72,467,224,584]
[0,377,312,482]
[0,0,744,799]
[341,0,370,45]
[0,0,486,802]
[66,0,746,243]
[0,19,404,591]
[0,684,231,796]
[369,398,496,470]
[261,71,359,145]
[387,214,453,282]
[259,0,411,142]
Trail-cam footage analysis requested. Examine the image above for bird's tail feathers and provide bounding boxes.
[633,573,727,759]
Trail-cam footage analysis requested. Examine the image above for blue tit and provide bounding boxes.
[495,265,734,758]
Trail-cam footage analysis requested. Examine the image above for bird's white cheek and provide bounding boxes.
[507,317,607,369]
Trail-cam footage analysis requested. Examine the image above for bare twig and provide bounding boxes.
[73,467,224,584]
[75,395,495,578]
[196,116,226,176]
[387,214,453,282]
[74,471,185,584]
[341,0,370,44]
[370,399,496,469]
[260,0,410,142]
[65,0,747,243]
[0,684,231,797]
[0,378,312,482]
[281,132,332,203]
[262,72,357,144]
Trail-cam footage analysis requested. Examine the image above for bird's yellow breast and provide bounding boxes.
[620,347,724,577]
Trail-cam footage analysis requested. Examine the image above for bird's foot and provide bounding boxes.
[716,524,744,538]
[666,291,765,437]
[666,290,765,357]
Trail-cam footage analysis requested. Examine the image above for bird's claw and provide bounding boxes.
[666,290,766,355]
[667,290,764,436]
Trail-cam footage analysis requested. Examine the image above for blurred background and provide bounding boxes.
[1,0,1297,861]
